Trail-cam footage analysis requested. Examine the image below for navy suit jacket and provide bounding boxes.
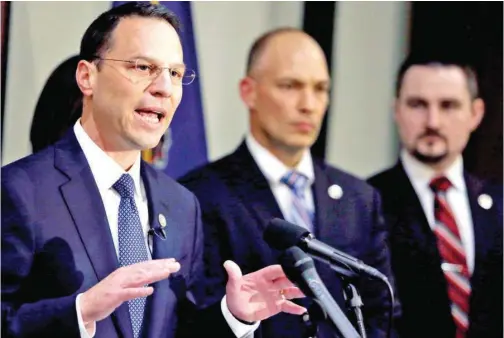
[1,130,233,338]
[368,162,503,338]
[179,142,400,338]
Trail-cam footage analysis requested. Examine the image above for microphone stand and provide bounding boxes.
[342,279,366,338]
[308,257,362,338]
[315,260,366,337]
[298,250,394,338]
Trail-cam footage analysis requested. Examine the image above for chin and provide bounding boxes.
[129,138,162,151]
[287,136,315,148]
[412,149,448,164]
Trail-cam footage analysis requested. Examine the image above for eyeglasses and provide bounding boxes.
[94,57,196,85]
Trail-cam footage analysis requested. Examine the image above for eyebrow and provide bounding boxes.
[405,95,463,106]
[277,77,330,85]
[128,54,186,69]
[405,95,461,101]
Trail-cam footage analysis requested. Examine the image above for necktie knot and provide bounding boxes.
[429,176,451,193]
[281,171,310,196]
[113,174,136,199]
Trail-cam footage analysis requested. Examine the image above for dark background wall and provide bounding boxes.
[408,2,502,183]
[303,1,336,160]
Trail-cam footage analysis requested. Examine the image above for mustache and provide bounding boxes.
[418,129,446,141]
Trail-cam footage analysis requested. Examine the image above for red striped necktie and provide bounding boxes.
[429,176,471,337]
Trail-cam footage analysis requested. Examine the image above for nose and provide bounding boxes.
[147,69,174,98]
[426,106,441,129]
[298,88,317,114]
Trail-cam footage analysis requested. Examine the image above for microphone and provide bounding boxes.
[279,246,361,338]
[264,218,387,281]
[148,226,166,240]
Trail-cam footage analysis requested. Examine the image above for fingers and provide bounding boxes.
[281,300,307,315]
[248,287,304,303]
[80,259,180,324]
[121,286,154,301]
[269,276,298,290]
[279,287,305,300]
[248,300,307,321]
[252,264,285,281]
[224,260,242,284]
[121,259,181,288]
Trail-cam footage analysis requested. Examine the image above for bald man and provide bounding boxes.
[179,28,399,338]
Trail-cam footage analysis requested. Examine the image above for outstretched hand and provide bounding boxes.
[224,260,306,323]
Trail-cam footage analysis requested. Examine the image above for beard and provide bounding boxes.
[411,129,448,164]
[411,148,448,164]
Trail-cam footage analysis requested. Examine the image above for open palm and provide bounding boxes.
[224,260,306,323]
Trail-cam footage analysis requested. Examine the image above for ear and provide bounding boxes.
[75,60,96,97]
[239,77,257,109]
[470,98,485,131]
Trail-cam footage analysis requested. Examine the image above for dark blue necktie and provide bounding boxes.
[113,174,149,338]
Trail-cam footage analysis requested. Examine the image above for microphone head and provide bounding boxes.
[278,246,316,299]
[279,246,315,279]
[263,218,310,250]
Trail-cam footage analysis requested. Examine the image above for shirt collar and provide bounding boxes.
[400,148,465,192]
[245,133,315,185]
[73,119,142,196]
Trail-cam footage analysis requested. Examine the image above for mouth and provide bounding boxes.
[135,107,166,124]
[420,134,444,143]
[293,121,315,132]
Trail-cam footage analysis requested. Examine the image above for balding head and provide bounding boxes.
[246,28,328,76]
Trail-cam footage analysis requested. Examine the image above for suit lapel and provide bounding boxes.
[228,142,284,231]
[308,161,353,305]
[390,162,441,257]
[464,173,491,279]
[311,161,346,250]
[55,131,133,338]
[141,164,183,338]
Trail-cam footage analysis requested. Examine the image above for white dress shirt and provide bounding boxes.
[400,149,475,274]
[72,120,257,338]
[245,134,315,220]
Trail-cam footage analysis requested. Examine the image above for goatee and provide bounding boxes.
[412,149,447,164]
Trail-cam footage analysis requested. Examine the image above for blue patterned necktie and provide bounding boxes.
[113,174,150,338]
[280,171,314,232]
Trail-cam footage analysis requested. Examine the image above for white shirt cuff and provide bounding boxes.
[76,293,96,338]
[221,295,260,338]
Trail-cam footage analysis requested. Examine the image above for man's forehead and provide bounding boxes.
[274,72,330,84]
[254,32,327,72]
[259,52,329,82]
[401,65,470,97]
[108,16,182,61]
[404,66,468,88]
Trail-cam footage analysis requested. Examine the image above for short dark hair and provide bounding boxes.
[395,53,479,99]
[245,27,303,75]
[79,2,180,62]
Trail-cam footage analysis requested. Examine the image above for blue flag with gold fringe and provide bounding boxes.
[113,1,208,179]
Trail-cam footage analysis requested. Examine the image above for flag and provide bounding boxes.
[113,1,208,179]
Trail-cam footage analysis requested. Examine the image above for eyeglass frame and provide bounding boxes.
[92,56,197,86]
